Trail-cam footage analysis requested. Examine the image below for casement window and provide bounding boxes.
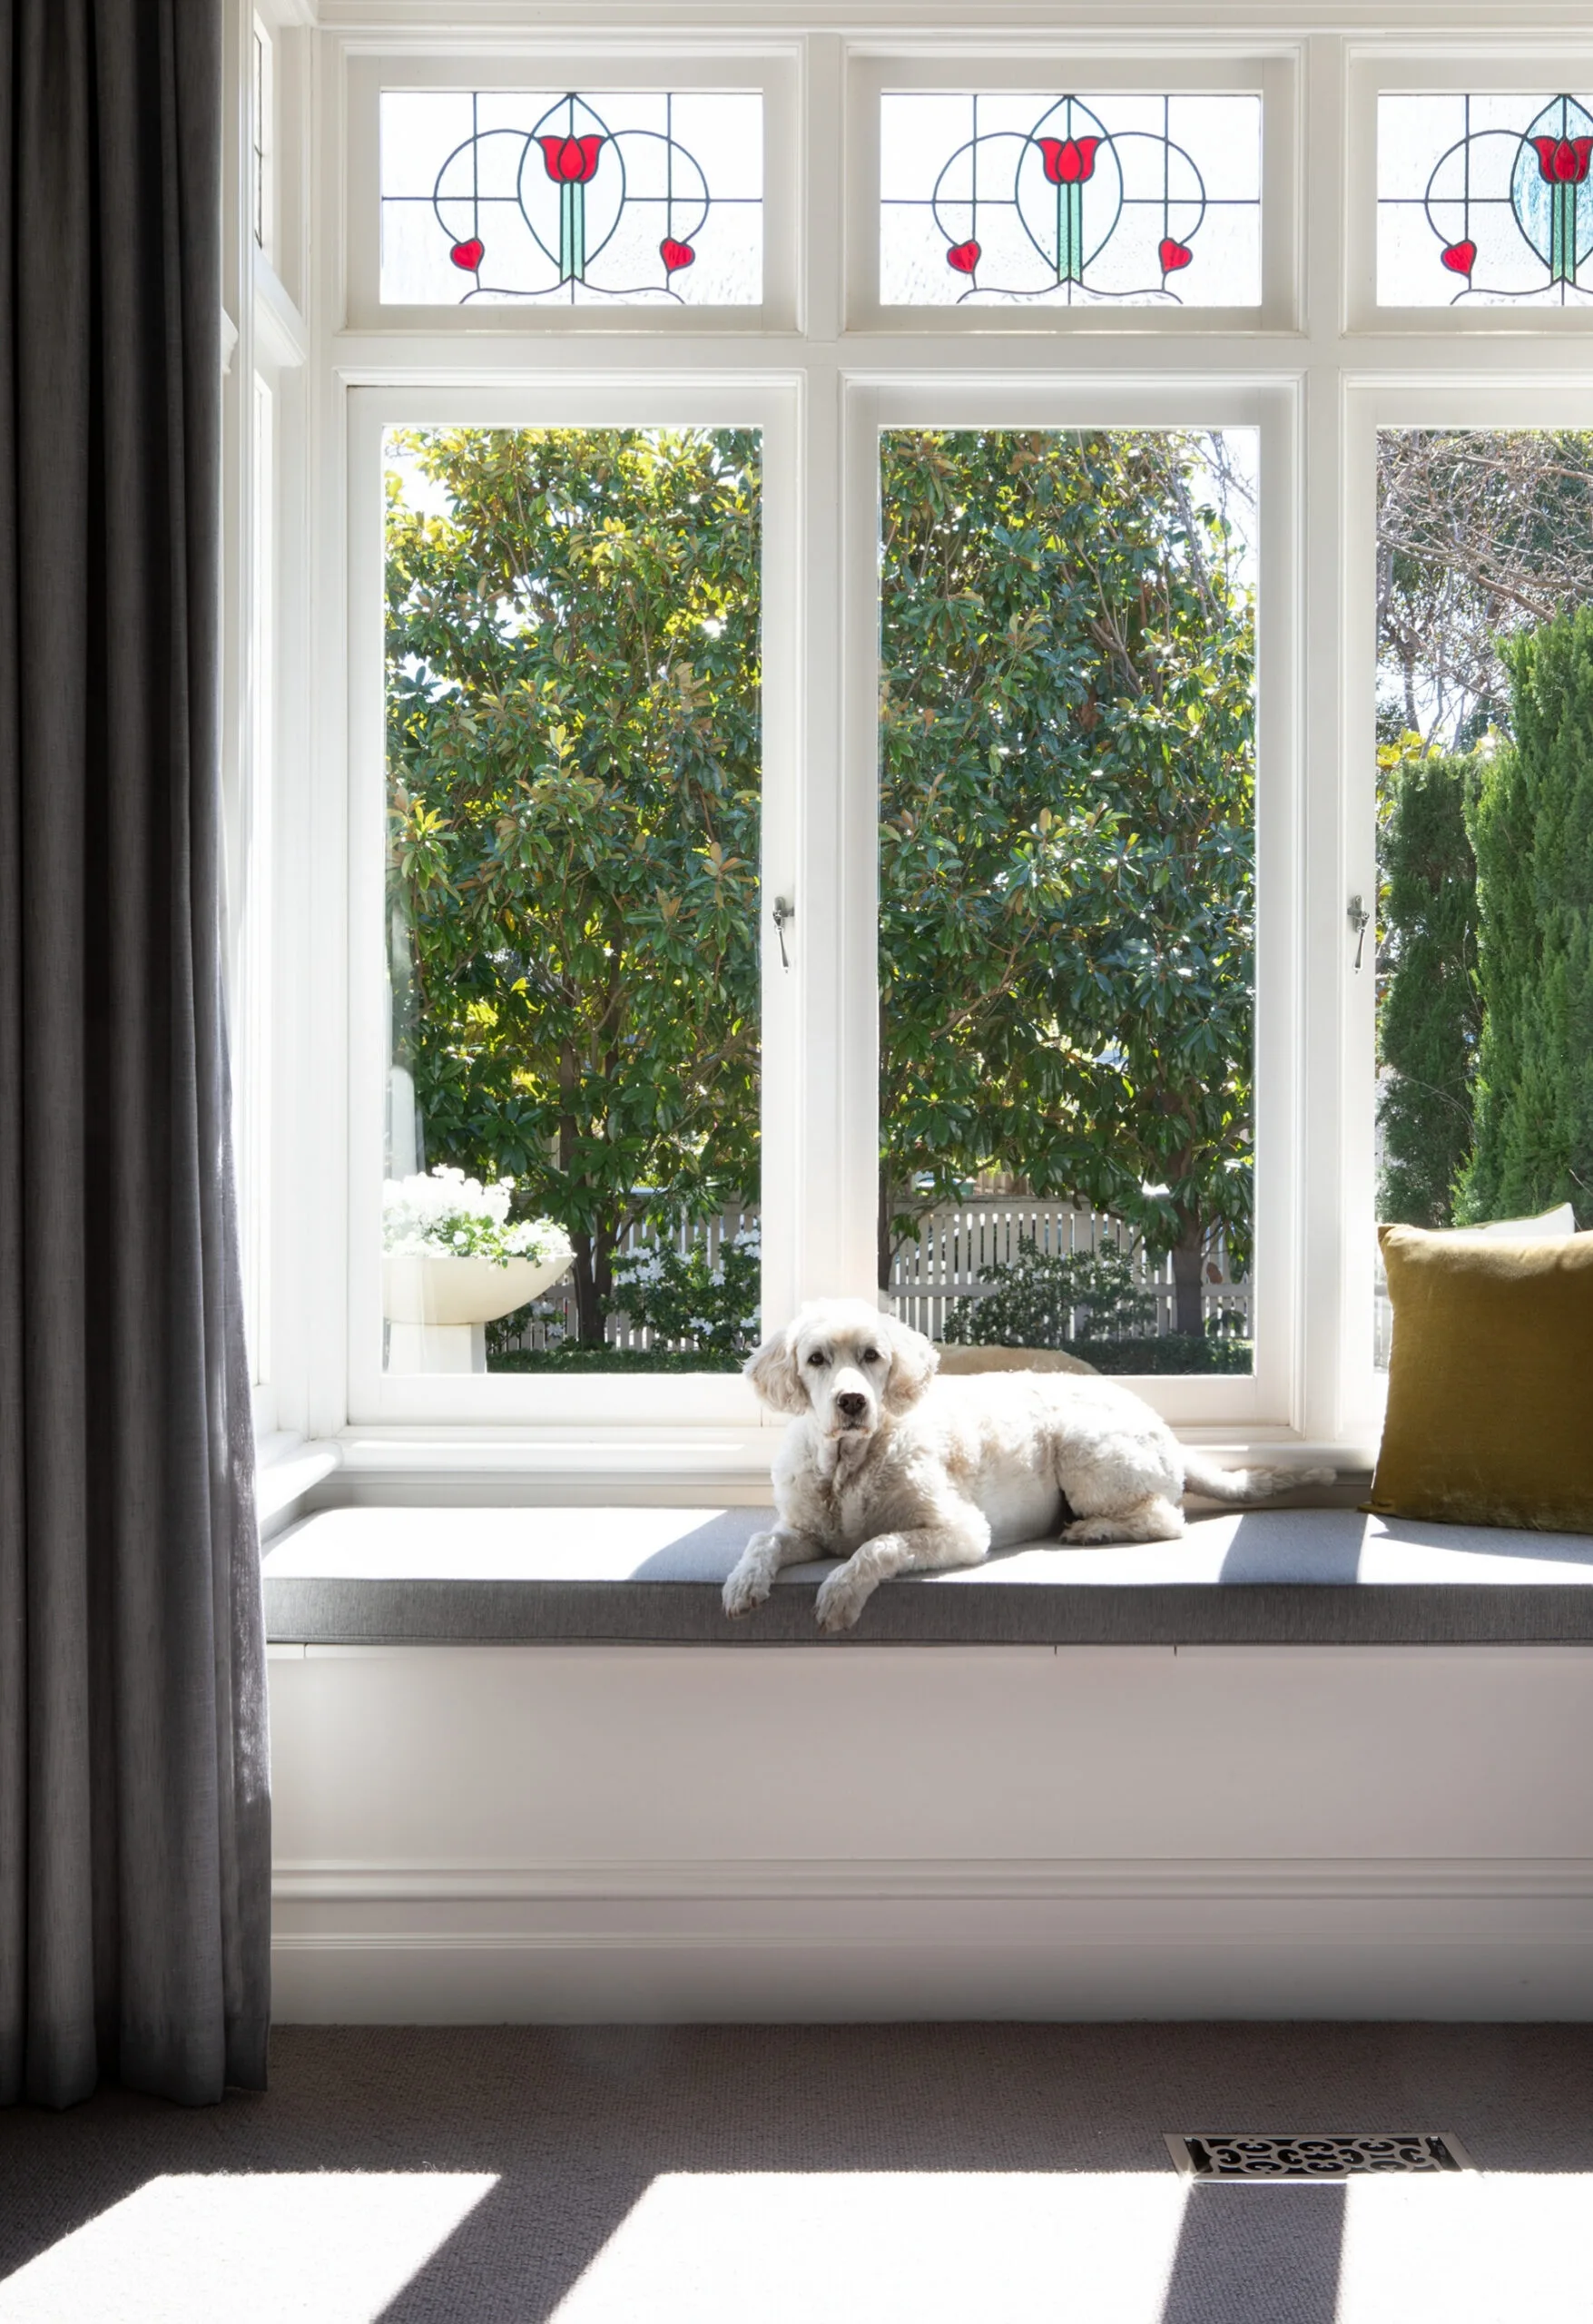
[242,18,1593,1470]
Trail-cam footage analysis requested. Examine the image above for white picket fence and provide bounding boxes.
[497,1206,759,1353]
[889,1198,1249,1342]
[500,1196,1250,1351]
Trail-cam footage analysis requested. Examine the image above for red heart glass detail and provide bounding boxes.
[449,238,484,271]
[1441,239,1476,276]
[1158,237,1194,273]
[946,240,980,275]
[660,238,695,273]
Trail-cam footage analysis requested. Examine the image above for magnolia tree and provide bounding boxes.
[388,424,1256,1352]
[386,427,762,1344]
[878,428,1256,1337]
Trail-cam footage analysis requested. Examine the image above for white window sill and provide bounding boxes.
[254,1425,1372,1543]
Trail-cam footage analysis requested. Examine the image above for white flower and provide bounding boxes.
[382,1166,572,1271]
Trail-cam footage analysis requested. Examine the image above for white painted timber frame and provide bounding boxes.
[237,5,1593,1502]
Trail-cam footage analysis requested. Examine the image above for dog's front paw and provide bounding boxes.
[722,1559,772,1620]
[814,1563,870,1633]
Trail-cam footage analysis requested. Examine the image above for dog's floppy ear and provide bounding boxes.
[743,1321,809,1415]
[881,1315,939,1413]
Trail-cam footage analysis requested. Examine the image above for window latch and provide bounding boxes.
[772,895,794,970]
[1348,892,1370,973]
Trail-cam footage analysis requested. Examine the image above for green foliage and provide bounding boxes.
[1376,747,1481,1226]
[391,422,1257,1361]
[487,1344,742,1374]
[609,1235,762,1357]
[878,429,1254,1334]
[1456,611,1593,1226]
[1078,1334,1252,1376]
[941,1236,1157,1348]
[385,427,762,1342]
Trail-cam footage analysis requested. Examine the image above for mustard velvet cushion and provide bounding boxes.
[1370,1224,1593,1531]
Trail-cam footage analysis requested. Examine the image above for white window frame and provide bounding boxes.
[847,378,1300,1433]
[1341,373,1593,1436]
[345,380,800,1430]
[246,14,1593,1484]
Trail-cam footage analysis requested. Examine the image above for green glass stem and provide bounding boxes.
[559,182,586,283]
[1055,182,1084,285]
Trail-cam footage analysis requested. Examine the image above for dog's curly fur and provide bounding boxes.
[723,1298,1335,1632]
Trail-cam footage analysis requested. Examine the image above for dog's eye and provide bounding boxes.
[862,1347,880,1364]
[806,1351,828,1368]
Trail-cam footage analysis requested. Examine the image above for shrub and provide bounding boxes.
[941,1237,1158,1348]
[1077,1334,1251,1376]
[609,1232,762,1357]
[1456,610,1593,1226]
[1376,749,1480,1227]
[487,1344,742,1374]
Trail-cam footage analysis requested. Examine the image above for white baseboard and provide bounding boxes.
[270,1856,1593,2023]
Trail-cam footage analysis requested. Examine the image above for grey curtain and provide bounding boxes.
[0,0,270,2105]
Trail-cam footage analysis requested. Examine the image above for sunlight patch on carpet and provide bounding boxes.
[1338,2173,1593,2324]
[0,2171,498,2323]
[547,2171,1191,2323]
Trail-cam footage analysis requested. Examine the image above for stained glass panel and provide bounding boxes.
[879,93,1261,308]
[1378,94,1593,307]
[379,92,762,306]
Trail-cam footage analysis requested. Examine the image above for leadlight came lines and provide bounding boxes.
[379,90,762,306]
[1378,94,1593,305]
[879,92,1261,307]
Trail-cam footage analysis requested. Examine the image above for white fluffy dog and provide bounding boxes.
[723,1299,1334,1633]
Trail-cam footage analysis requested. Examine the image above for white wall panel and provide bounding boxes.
[268,1645,1593,2021]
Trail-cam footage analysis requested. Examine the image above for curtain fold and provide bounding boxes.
[0,0,270,2108]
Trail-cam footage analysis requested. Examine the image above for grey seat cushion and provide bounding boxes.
[262,1504,1593,1647]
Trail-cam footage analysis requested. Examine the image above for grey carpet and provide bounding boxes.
[2,2024,1593,2319]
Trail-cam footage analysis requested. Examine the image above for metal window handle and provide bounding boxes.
[772,895,793,970]
[1348,893,1370,973]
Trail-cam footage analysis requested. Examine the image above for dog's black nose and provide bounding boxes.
[836,1392,867,1419]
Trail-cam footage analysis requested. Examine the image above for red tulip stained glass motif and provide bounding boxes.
[1037,136,1101,185]
[1377,93,1593,306]
[379,90,762,305]
[880,92,1261,308]
[537,133,604,186]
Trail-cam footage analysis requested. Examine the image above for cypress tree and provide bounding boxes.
[1456,610,1593,1227]
[1377,752,1480,1226]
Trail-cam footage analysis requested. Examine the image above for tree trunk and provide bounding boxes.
[878,1167,896,1297]
[569,1221,615,1345]
[1169,1216,1206,1339]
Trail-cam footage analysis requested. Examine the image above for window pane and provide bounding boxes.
[879,429,1257,1374]
[880,94,1261,308]
[1377,94,1593,307]
[1373,429,1593,1362]
[384,428,762,1374]
[379,92,762,306]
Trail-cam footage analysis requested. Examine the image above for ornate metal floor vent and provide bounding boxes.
[1165,2132,1475,2182]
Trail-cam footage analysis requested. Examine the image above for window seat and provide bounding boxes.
[261,1502,1593,1648]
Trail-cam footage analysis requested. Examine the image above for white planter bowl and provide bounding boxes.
[382,1250,573,1327]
